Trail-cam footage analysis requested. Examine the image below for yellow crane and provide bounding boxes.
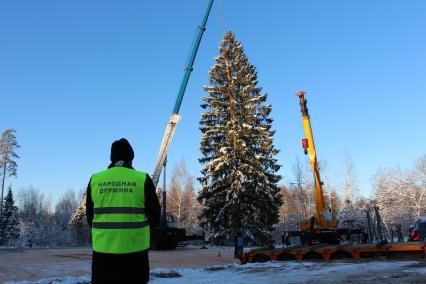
[239,92,425,263]
[296,91,339,245]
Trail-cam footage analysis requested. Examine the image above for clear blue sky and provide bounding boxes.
[1,0,425,202]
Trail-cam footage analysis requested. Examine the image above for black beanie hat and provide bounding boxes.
[110,138,134,162]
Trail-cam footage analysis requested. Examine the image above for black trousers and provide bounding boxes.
[92,250,150,284]
[234,245,243,258]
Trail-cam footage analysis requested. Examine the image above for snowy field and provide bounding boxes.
[5,260,426,284]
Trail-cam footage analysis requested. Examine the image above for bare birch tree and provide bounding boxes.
[340,152,359,203]
[183,179,201,234]
[168,160,190,227]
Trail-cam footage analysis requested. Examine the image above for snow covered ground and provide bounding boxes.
[150,261,426,284]
[2,247,426,283]
[6,260,426,284]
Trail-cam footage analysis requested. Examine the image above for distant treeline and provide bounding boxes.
[1,154,424,247]
[0,187,89,247]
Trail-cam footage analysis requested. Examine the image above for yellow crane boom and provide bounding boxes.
[296,91,326,225]
[296,91,338,244]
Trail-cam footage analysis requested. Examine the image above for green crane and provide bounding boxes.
[150,0,214,249]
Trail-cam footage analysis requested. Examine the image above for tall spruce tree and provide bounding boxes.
[198,32,282,245]
[0,186,20,246]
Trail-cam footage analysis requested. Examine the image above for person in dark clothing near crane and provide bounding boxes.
[234,229,244,258]
[86,138,161,284]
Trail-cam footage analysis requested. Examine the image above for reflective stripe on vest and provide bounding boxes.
[93,207,145,214]
[92,220,148,229]
[90,167,150,254]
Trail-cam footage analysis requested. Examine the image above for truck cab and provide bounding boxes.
[151,212,186,249]
[411,217,426,241]
[164,212,177,228]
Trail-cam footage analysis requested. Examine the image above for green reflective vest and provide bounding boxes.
[90,167,150,253]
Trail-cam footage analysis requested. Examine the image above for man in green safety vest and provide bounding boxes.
[86,138,161,284]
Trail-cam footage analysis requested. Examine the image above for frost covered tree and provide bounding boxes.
[16,187,54,247]
[183,182,202,234]
[337,153,363,227]
[0,129,20,217]
[0,186,20,246]
[70,197,86,223]
[373,156,426,236]
[278,158,340,235]
[198,32,282,245]
[54,190,79,246]
[17,186,45,224]
[72,190,91,245]
[168,160,201,233]
[278,186,304,231]
[54,190,78,230]
[168,160,189,226]
[413,155,426,217]
[337,199,366,230]
[7,187,91,247]
[340,152,359,203]
[291,158,310,219]
[278,159,313,232]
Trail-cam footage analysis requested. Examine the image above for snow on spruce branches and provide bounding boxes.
[198,32,282,245]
